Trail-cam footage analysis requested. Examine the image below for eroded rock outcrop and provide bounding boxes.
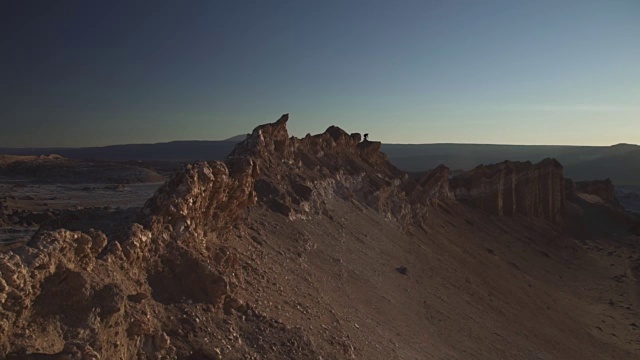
[451,159,566,222]
[229,114,421,225]
[0,116,310,359]
[138,158,257,248]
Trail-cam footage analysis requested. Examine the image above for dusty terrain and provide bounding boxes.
[0,182,161,249]
[0,115,639,359]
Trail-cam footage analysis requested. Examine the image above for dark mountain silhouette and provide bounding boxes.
[382,142,640,185]
[0,140,239,162]
[565,149,640,186]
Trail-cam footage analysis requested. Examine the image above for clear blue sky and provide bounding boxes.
[1,0,638,147]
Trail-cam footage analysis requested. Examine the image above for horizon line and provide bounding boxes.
[0,140,638,150]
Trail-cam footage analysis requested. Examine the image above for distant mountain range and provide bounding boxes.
[0,140,240,163]
[2,140,639,186]
[382,142,640,186]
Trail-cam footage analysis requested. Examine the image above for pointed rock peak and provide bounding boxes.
[229,114,293,159]
[252,113,290,140]
[275,113,289,125]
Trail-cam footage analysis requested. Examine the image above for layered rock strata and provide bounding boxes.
[451,159,566,223]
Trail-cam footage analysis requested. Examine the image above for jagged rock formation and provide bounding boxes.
[0,114,445,358]
[230,114,438,227]
[2,115,634,359]
[451,159,566,222]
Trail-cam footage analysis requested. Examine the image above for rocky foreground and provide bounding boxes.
[0,115,639,359]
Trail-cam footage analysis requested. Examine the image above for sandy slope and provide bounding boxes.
[232,199,640,359]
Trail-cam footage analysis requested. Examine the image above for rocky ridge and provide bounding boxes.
[1,114,427,358]
[0,114,626,359]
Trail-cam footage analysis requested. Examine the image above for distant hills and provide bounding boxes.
[0,140,240,163]
[1,140,639,186]
[382,142,640,186]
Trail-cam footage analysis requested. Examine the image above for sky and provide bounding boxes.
[1,0,639,147]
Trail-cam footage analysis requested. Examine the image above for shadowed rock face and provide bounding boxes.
[451,159,566,222]
[575,179,616,203]
[565,178,640,237]
[403,165,453,208]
